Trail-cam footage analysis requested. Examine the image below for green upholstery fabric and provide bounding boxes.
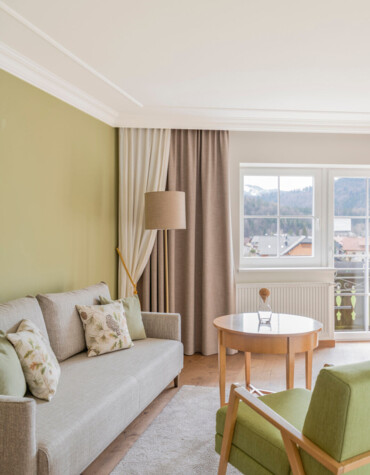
[303,361,370,463]
[0,330,26,396]
[99,295,146,340]
[300,450,370,475]
[216,388,311,475]
[215,434,273,474]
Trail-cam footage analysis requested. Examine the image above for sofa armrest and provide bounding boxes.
[0,396,37,475]
[141,312,181,341]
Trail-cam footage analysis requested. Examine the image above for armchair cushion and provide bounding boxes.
[216,388,311,475]
[303,360,370,463]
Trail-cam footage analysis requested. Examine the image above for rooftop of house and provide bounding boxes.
[335,237,367,252]
[249,235,312,257]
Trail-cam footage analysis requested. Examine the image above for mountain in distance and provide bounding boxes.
[244,184,267,197]
[244,177,366,217]
[244,184,312,215]
[334,177,366,216]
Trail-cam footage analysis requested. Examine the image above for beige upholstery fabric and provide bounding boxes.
[138,130,235,355]
[0,310,183,475]
[0,296,48,341]
[36,282,111,362]
[0,395,37,475]
[36,338,183,475]
[141,312,181,341]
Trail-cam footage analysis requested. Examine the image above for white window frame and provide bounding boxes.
[239,166,324,269]
[328,168,370,339]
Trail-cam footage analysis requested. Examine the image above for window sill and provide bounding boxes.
[238,267,336,273]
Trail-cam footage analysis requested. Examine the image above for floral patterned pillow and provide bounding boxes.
[76,302,133,357]
[7,319,61,401]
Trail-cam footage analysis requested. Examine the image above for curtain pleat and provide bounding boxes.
[138,129,235,355]
[118,128,170,297]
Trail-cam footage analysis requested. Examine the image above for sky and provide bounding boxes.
[244,176,313,192]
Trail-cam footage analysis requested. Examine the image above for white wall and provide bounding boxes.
[229,131,370,285]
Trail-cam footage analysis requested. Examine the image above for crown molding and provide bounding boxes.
[3,43,370,133]
[0,1,142,108]
[117,108,370,133]
[0,42,119,126]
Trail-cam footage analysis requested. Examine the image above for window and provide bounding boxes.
[239,165,370,338]
[329,171,370,333]
[240,167,322,268]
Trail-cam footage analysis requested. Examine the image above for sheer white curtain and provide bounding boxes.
[118,128,171,297]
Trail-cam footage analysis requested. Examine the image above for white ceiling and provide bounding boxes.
[2,0,370,131]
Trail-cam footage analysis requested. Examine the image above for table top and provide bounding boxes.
[213,313,322,337]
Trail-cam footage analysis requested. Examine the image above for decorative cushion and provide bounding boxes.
[0,296,48,340]
[7,320,61,401]
[99,294,146,340]
[76,302,133,357]
[0,330,27,397]
[36,282,111,362]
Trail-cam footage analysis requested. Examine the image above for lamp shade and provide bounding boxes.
[145,191,186,230]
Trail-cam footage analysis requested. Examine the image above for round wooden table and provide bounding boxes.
[213,313,322,406]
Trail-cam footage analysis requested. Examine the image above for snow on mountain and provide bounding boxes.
[244,184,269,196]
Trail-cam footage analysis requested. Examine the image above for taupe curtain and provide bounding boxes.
[138,130,235,355]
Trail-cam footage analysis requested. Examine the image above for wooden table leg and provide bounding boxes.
[286,350,295,389]
[245,352,251,389]
[305,349,313,390]
[218,330,227,406]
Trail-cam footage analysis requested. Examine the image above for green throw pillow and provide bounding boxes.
[99,294,146,340]
[0,330,27,397]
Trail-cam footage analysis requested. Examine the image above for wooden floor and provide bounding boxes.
[83,342,370,475]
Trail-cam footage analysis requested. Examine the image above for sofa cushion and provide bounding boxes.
[76,302,133,357]
[35,338,183,475]
[0,330,27,397]
[216,388,311,475]
[0,296,48,340]
[7,320,60,401]
[36,282,111,362]
[99,294,147,341]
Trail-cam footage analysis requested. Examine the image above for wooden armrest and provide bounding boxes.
[218,384,370,475]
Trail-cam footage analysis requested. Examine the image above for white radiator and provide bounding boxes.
[236,283,334,340]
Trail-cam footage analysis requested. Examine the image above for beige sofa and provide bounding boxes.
[0,282,183,475]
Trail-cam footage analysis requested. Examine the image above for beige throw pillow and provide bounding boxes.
[7,320,61,401]
[76,302,133,357]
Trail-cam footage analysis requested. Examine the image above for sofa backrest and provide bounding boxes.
[302,360,370,464]
[36,282,111,362]
[0,296,49,340]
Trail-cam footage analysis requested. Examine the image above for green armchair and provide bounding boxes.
[216,361,370,474]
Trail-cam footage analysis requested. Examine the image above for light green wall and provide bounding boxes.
[0,70,118,302]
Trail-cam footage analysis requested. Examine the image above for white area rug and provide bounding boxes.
[111,386,240,475]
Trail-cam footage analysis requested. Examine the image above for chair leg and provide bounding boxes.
[174,375,180,387]
[218,384,241,475]
[281,432,305,475]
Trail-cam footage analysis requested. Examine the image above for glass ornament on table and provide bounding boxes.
[258,288,272,324]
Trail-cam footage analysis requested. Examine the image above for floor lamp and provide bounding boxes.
[145,191,186,313]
